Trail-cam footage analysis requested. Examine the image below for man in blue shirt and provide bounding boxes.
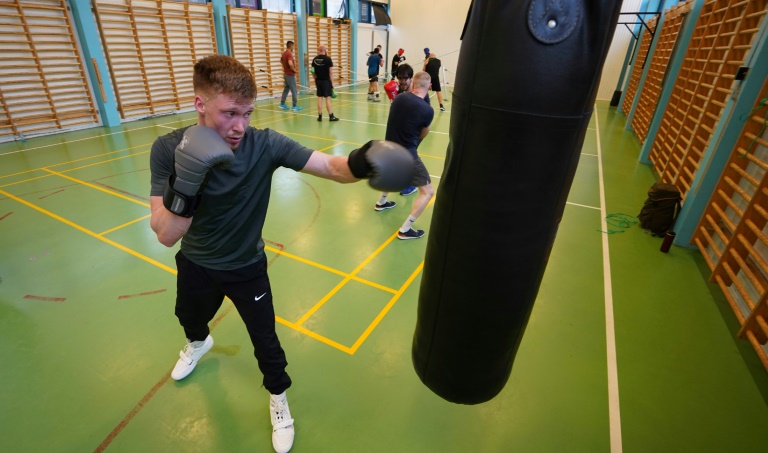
[367,47,383,102]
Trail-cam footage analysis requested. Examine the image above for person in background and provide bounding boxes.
[391,48,406,81]
[278,40,302,111]
[373,71,435,239]
[423,52,445,112]
[366,44,383,56]
[312,45,339,121]
[367,47,384,102]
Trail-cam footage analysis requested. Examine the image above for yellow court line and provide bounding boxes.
[276,316,353,354]
[64,150,151,173]
[265,245,398,294]
[42,168,150,208]
[349,261,425,354]
[0,173,54,189]
[0,188,360,354]
[274,129,362,147]
[294,230,400,326]
[0,188,176,275]
[317,143,341,152]
[99,214,151,236]
[0,150,151,190]
[0,143,150,180]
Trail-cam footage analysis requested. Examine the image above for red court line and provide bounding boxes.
[92,182,150,203]
[24,295,66,302]
[118,289,167,300]
[0,212,12,222]
[39,189,65,199]
[94,303,235,452]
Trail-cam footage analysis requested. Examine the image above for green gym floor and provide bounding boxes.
[2,90,768,453]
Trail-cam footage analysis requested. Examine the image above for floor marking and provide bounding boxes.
[156,125,176,130]
[0,118,189,157]
[38,189,65,199]
[0,212,12,221]
[93,181,150,202]
[99,214,152,236]
[42,168,150,207]
[294,230,401,326]
[23,295,66,302]
[595,106,623,453]
[0,143,150,180]
[566,201,601,210]
[582,152,598,157]
[118,289,167,300]
[350,261,424,353]
[0,189,176,275]
[94,302,235,453]
[265,246,398,295]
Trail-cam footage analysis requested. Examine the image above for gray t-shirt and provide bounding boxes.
[150,126,313,270]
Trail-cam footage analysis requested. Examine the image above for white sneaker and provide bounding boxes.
[270,391,295,453]
[171,335,213,381]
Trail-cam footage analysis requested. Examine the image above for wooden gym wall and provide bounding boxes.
[647,0,767,198]
[92,0,217,119]
[0,0,99,140]
[693,74,768,372]
[307,16,350,90]
[630,1,692,144]
[621,16,657,116]
[228,7,298,100]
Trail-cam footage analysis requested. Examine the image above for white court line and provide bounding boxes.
[582,153,598,157]
[156,125,177,130]
[566,201,600,210]
[595,106,623,453]
[252,105,450,135]
[0,118,190,157]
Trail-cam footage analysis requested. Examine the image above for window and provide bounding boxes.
[359,1,371,23]
[261,0,292,12]
[327,0,345,18]
[370,3,390,25]
[309,0,325,16]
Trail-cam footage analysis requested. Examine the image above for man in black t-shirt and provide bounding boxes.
[423,52,445,111]
[373,71,435,240]
[391,48,405,80]
[149,55,415,453]
[311,45,338,122]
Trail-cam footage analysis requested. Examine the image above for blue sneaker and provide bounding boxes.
[278,104,289,110]
[399,186,417,196]
[291,106,303,111]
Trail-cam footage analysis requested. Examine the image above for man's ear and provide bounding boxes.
[194,95,205,115]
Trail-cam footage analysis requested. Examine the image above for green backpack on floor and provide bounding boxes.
[638,182,682,237]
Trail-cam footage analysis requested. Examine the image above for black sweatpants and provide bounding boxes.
[175,252,291,394]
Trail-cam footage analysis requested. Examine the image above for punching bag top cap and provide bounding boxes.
[528,0,581,44]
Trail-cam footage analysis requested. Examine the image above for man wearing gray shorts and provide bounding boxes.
[373,71,435,240]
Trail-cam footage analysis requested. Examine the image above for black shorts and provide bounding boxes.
[411,157,431,187]
[427,72,441,92]
[368,73,379,83]
[316,79,333,97]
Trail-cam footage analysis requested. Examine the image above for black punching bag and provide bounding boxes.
[413,0,622,404]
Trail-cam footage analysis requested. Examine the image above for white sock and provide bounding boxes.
[400,216,417,232]
[378,194,388,205]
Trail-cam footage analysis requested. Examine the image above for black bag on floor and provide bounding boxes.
[638,182,682,237]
